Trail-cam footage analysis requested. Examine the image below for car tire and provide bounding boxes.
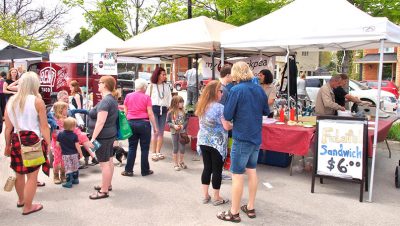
[176,84,182,91]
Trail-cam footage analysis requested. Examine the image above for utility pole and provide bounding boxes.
[187,0,192,69]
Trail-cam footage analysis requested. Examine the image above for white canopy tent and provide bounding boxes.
[108,16,236,58]
[50,28,160,64]
[221,0,400,202]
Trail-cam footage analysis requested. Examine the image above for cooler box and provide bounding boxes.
[257,150,292,168]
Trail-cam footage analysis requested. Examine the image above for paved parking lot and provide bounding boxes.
[1,128,400,225]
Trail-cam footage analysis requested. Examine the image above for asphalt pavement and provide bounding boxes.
[1,91,400,225]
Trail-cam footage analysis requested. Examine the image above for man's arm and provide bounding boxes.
[223,91,237,121]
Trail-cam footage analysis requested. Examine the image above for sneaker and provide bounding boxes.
[221,174,232,180]
[174,165,181,171]
[179,162,187,169]
[89,158,99,166]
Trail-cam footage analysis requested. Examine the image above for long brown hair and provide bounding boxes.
[70,80,82,95]
[169,95,185,119]
[7,68,18,81]
[195,80,221,117]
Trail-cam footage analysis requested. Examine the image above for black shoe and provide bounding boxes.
[89,158,99,166]
[142,170,154,176]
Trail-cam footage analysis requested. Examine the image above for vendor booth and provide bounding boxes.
[220,0,400,201]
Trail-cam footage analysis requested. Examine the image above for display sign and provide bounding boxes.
[201,55,275,79]
[316,119,364,179]
[311,116,368,202]
[93,52,117,75]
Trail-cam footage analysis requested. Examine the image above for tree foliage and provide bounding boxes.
[350,0,400,23]
[0,0,68,52]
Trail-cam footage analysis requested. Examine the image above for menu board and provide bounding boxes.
[316,119,364,179]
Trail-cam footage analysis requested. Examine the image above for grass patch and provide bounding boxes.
[387,122,400,141]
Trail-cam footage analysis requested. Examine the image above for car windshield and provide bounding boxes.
[351,79,370,90]
[138,72,151,81]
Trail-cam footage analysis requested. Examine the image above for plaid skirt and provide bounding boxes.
[10,131,50,176]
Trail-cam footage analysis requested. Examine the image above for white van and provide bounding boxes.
[305,76,397,112]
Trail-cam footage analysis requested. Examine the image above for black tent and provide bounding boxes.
[0,39,47,61]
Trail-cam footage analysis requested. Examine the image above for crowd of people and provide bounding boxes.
[3,61,278,223]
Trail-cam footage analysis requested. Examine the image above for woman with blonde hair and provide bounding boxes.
[217,61,269,223]
[88,76,119,199]
[196,80,232,206]
[4,72,50,215]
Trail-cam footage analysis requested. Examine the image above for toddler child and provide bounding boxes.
[167,95,188,171]
[57,117,83,188]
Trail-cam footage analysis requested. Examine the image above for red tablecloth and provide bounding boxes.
[260,123,315,156]
[367,117,396,157]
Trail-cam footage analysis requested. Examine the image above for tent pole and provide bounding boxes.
[86,61,89,110]
[221,48,224,67]
[195,54,199,105]
[211,52,215,80]
[367,39,385,202]
[285,47,290,112]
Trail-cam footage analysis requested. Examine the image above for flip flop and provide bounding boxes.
[89,191,109,200]
[213,198,229,206]
[17,202,24,208]
[22,204,43,215]
[36,181,45,187]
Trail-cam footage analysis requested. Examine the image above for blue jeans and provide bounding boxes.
[152,105,167,137]
[230,140,260,174]
[125,120,151,175]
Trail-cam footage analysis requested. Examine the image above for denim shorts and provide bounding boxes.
[152,105,167,137]
[230,139,260,174]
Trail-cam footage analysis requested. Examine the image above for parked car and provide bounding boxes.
[360,80,399,99]
[305,76,397,112]
[174,76,187,91]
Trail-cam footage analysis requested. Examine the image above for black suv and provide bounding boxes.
[117,71,135,98]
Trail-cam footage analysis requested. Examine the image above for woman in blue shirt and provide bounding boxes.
[196,80,232,206]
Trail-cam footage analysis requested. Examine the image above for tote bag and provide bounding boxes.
[117,110,133,140]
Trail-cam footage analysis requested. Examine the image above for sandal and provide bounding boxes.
[179,162,187,169]
[121,171,134,177]
[94,185,112,191]
[17,202,24,208]
[213,198,229,206]
[22,204,43,215]
[89,191,109,200]
[202,196,211,204]
[241,205,256,218]
[216,210,241,223]
[151,154,159,162]
[157,153,165,160]
[174,165,181,171]
[36,181,45,187]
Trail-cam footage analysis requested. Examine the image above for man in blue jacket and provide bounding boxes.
[217,61,269,223]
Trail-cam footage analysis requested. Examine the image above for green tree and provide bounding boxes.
[0,0,68,52]
[350,0,400,23]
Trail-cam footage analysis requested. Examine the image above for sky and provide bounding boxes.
[46,0,157,51]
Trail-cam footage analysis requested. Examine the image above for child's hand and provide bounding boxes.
[174,125,181,130]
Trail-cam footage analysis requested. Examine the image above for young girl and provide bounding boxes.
[57,117,83,188]
[167,95,188,171]
[52,101,96,184]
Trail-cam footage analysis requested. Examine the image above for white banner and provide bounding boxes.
[317,120,364,180]
[201,55,275,79]
[93,52,118,75]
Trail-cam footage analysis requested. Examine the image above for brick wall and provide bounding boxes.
[362,64,378,80]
